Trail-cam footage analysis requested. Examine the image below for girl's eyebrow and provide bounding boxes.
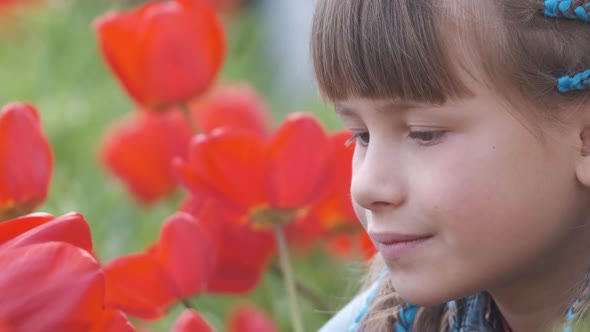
[334,104,355,115]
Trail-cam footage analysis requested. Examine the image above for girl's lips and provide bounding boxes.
[369,232,433,260]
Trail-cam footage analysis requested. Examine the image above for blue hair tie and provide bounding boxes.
[545,0,590,21]
[557,69,590,93]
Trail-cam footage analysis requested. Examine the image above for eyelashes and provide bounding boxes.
[345,130,447,148]
[345,132,370,147]
[408,130,446,146]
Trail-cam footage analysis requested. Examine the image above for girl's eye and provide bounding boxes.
[346,132,370,147]
[408,130,446,146]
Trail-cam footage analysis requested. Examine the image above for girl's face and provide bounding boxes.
[336,83,590,306]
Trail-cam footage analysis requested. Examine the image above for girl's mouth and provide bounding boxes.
[369,232,433,260]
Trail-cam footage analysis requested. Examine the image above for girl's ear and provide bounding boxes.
[575,128,590,187]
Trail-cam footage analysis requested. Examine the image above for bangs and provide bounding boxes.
[311,0,487,103]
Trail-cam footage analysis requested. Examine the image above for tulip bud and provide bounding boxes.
[0,103,53,220]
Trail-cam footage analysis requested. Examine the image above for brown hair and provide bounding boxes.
[312,0,590,122]
[311,0,590,330]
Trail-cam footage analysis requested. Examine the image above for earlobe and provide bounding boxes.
[575,128,590,186]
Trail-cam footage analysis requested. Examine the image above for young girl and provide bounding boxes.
[311,0,590,331]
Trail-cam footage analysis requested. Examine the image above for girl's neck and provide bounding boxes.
[489,235,590,332]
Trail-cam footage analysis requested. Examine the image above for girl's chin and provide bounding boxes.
[391,280,470,307]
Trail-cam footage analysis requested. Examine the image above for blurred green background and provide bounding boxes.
[0,0,364,330]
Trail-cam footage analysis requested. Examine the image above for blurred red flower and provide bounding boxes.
[303,131,370,257]
[359,231,377,259]
[0,103,52,220]
[0,0,38,14]
[295,131,377,259]
[172,309,214,332]
[104,212,217,320]
[181,197,275,294]
[188,83,270,137]
[196,0,240,12]
[0,212,134,332]
[173,113,338,275]
[226,304,277,332]
[174,113,330,228]
[101,110,193,203]
[101,84,270,204]
[94,0,225,109]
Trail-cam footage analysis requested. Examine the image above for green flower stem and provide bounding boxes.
[269,263,332,317]
[181,298,195,310]
[273,225,304,332]
[180,102,200,133]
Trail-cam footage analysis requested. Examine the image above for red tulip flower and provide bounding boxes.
[0,212,92,253]
[359,231,377,259]
[101,110,193,203]
[188,83,270,137]
[226,304,277,332]
[296,131,376,259]
[94,0,225,110]
[0,103,52,220]
[305,131,366,255]
[101,84,270,204]
[181,197,275,294]
[104,212,217,320]
[311,131,357,231]
[174,113,330,229]
[0,213,134,331]
[172,309,214,332]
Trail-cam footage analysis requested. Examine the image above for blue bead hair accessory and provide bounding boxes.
[557,69,590,93]
[545,0,590,21]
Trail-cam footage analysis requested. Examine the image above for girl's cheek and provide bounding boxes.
[352,200,369,230]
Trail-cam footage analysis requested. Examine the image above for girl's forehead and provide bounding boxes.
[311,0,504,106]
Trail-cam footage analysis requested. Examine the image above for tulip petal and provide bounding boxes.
[0,243,105,331]
[266,113,330,209]
[101,111,193,203]
[140,0,225,107]
[189,84,270,137]
[181,198,275,294]
[312,131,357,230]
[104,252,175,320]
[94,7,147,106]
[172,309,214,332]
[227,305,278,332]
[91,310,135,332]
[0,103,52,220]
[95,0,225,109]
[327,235,354,258]
[204,218,275,294]
[177,130,267,216]
[360,231,377,260]
[156,212,217,298]
[0,212,54,245]
[0,319,12,332]
[0,212,93,253]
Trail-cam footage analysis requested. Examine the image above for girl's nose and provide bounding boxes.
[350,144,407,212]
